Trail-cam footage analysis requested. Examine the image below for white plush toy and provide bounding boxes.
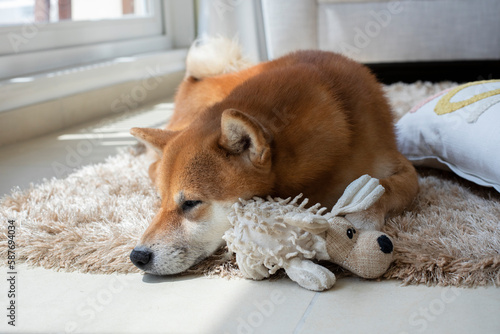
[223,175,395,291]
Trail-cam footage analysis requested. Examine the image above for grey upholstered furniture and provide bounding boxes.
[199,0,500,63]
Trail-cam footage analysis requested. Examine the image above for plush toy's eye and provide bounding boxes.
[347,228,356,239]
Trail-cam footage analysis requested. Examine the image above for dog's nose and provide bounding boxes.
[130,247,152,268]
[377,235,393,254]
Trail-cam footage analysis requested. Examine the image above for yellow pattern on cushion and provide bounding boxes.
[434,79,500,115]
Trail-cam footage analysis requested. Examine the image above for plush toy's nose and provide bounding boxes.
[377,235,393,254]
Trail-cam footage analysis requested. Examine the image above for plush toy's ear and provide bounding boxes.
[130,127,176,155]
[219,109,272,169]
[330,175,385,216]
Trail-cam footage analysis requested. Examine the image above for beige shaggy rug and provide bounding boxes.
[1,81,499,287]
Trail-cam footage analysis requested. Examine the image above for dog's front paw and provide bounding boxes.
[345,209,384,231]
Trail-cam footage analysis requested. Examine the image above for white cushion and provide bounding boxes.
[396,80,500,193]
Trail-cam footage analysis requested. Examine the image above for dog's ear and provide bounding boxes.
[219,109,272,168]
[130,127,175,155]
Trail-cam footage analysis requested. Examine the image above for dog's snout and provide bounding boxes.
[130,247,152,268]
[377,235,393,254]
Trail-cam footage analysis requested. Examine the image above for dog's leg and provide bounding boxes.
[346,153,419,230]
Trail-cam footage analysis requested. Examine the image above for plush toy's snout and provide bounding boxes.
[326,217,394,279]
[343,231,394,279]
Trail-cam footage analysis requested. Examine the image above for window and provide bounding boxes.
[0,0,152,25]
[0,0,184,80]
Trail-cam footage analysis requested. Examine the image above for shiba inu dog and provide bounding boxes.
[129,38,418,275]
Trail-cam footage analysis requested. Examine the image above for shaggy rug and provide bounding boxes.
[1,81,499,287]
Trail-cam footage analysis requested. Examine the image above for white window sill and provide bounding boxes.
[0,48,187,113]
[0,49,187,146]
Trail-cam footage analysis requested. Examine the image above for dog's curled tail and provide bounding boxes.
[186,36,253,80]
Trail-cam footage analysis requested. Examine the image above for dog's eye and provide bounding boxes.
[347,228,356,239]
[181,200,202,211]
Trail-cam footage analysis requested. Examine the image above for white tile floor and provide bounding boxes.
[0,99,174,196]
[1,98,499,334]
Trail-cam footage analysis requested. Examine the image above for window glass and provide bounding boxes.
[0,0,152,26]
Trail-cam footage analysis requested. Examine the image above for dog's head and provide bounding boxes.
[129,109,275,275]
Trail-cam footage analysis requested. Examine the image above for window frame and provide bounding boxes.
[0,0,164,55]
[0,0,191,80]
